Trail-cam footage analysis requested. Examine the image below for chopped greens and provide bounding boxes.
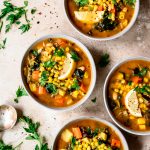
[134,67,148,77]
[31,8,37,14]
[40,71,49,86]
[0,38,7,49]
[91,97,97,103]
[99,53,110,68]
[123,0,136,6]
[20,116,50,150]
[19,23,31,33]
[43,60,56,68]
[14,86,28,103]
[46,83,57,94]
[134,85,150,95]
[31,49,39,57]
[74,0,89,6]
[71,79,80,90]
[54,48,65,57]
[70,137,76,149]
[0,21,3,32]
[70,51,80,62]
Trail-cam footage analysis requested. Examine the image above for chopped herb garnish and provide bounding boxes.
[134,85,150,95]
[99,53,110,68]
[70,51,80,62]
[74,0,89,6]
[40,71,49,86]
[54,48,65,57]
[135,67,148,77]
[0,0,32,34]
[0,38,7,49]
[43,60,56,68]
[19,23,30,33]
[31,49,39,57]
[14,86,28,103]
[123,0,136,7]
[71,79,80,90]
[91,97,97,103]
[31,8,37,14]
[128,81,132,86]
[70,137,76,149]
[46,83,57,94]
[93,128,99,136]
[0,21,3,32]
[20,116,50,150]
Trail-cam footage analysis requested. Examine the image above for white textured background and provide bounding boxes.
[0,0,150,149]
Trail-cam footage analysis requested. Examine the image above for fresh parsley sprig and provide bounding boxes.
[20,116,50,150]
[99,53,110,68]
[14,86,28,103]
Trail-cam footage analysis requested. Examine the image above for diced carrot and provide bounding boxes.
[38,86,47,95]
[111,8,116,13]
[131,76,142,84]
[72,127,82,139]
[80,83,87,93]
[97,5,103,11]
[54,96,65,106]
[32,70,40,81]
[111,139,121,148]
[55,39,67,47]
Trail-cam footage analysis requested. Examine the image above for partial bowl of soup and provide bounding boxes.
[53,116,129,150]
[104,57,150,135]
[64,0,139,40]
[21,34,96,111]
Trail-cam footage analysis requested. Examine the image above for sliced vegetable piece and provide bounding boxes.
[61,129,73,142]
[38,86,47,95]
[32,70,40,81]
[72,127,82,139]
[131,76,142,84]
[111,139,121,148]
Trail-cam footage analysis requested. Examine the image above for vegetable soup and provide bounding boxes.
[108,60,150,131]
[54,119,123,150]
[23,38,91,108]
[66,0,135,38]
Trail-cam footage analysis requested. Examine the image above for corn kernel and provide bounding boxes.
[139,125,146,130]
[137,118,146,125]
[144,77,149,83]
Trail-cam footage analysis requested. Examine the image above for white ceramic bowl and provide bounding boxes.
[64,0,139,41]
[21,34,96,111]
[52,116,129,150]
[103,57,150,135]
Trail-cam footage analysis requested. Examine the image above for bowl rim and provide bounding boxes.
[63,0,140,41]
[103,56,150,135]
[21,34,96,112]
[52,116,129,150]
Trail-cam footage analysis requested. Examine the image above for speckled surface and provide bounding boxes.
[0,0,150,149]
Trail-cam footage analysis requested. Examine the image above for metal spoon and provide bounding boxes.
[0,105,17,131]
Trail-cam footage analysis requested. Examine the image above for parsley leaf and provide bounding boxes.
[31,8,37,14]
[19,23,30,33]
[134,85,150,95]
[46,83,57,94]
[20,116,50,150]
[70,137,76,149]
[14,86,28,103]
[137,68,148,77]
[54,48,65,57]
[40,71,49,86]
[74,0,89,6]
[0,21,3,32]
[91,97,97,103]
[123,0,136,6]
[70,51,80,62]
[0,140,14,150]
[44,60,56,68]
[99,53,110,68]
[71,79,80,90]
[0,38,7,49]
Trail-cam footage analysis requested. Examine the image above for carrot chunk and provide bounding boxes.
[54,96,65,106]
[72,127,82,139]
[32,70,40,81]
[111,139,121,148]
[131,76,142,84]
[38,86,47,95]
[98,6,103,11]
[80,83,87,93]
[55,39,67,47]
